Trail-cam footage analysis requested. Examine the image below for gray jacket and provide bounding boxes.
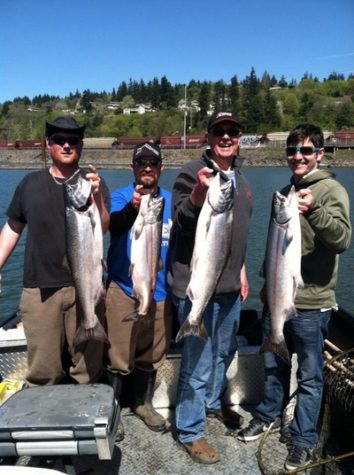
[168,151,253,299]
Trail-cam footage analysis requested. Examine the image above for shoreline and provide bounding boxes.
[1,147,354,169]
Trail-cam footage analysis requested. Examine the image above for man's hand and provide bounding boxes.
[297,188,314,215]
[190,167,214,207]
[86,164,102,195]
[131,184,153,211]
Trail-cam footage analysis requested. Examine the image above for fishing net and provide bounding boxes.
[324,342,354,413]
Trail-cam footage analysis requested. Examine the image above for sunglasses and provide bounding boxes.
[286,146,320,157]
[134,158,161,167]
[50,134,81,147]
[211,127,240,138]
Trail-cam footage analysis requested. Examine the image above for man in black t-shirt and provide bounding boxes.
[0,116,110,386]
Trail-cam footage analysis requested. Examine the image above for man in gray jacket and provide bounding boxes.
[169,112,253,464]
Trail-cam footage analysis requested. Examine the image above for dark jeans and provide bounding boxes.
[254,306,331,448]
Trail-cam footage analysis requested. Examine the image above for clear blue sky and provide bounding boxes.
[1,0,353,103]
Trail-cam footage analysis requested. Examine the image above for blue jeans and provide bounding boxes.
[255,306,331,449]
[172,292,241,443]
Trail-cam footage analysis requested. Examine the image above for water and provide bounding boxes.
[0,167,353,323]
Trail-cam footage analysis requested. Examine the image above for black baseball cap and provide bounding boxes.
[45,116,86,139]
[132,142,162,162]
[207,112,241,131]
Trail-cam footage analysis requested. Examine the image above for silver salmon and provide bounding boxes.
[176,172,234,342]
[262,186,303,363]
[64,174,107,345]
[124,193,164,322]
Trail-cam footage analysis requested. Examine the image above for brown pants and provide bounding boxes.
[20,286,104,386]
[105,281,172,375]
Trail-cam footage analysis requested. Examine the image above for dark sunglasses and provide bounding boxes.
[134,158,161,167]
[286,145,320,157]
[211,127,240,138]
[50,134,81,147]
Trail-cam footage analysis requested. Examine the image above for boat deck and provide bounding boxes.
[1,311,353,474]
[0,406,294,475]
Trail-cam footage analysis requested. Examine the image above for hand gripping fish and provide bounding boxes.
[64,174,108,346]
[262,186,303,363]
[124,193,164,322]
[176,172,234,342]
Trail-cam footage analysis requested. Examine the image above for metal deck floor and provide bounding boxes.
[5,405,352,474]
[3,407,302,475]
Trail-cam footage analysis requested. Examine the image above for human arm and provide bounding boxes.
[298,186,352,253]
[172,165,214,232]
[109,184,150,237]
[0,219,25,271]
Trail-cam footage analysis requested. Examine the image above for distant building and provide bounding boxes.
[123,104,155,115]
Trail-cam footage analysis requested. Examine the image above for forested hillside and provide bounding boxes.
[1,69,353,140]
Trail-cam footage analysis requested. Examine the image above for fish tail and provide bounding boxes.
[73,318,109,347]
[122,311,139,322]
[260,337,291,365]
[175,319,208,342]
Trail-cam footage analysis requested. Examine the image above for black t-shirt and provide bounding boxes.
[6,168,110,288]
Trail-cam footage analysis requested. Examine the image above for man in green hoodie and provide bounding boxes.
[237,123,352,472]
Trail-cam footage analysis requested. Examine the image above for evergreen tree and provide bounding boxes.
[160,76,175,108]
[198,81,210,122]
[81,89,94,113]
[278,75,288,88]
[263,88,280,129]
[242,68,263,132]
[117,81,128,101]
[149,77,161,109]
[229,75,240,116]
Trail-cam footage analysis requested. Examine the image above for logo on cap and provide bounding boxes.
[135,143,160,157]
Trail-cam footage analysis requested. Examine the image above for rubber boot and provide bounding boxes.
[107,371,125,442]
[132,368,166,432]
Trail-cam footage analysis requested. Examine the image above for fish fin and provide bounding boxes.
[186,286,194,301]
[282,228,293,255]
[73,318,109,347]
[295,274,304,290]
[175,319,208,342]
[122,311,139,322]
[122,310,150,323]
[134,218,144,240]
[260,337,291,365]
[95,282,106,306]
[101,258,108,273]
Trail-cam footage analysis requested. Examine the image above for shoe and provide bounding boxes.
[279,425,292,446]
[237,417,280,442]
[134,403,166,432]
[284,444,313,471]
[115,421,125,442]
[206,406,244,428]
[180,437,220,464]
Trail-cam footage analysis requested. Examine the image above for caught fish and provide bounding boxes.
[176,172,234,342]
[64,174,108,345]
[124,193,164,322]
[262,186,303,363]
